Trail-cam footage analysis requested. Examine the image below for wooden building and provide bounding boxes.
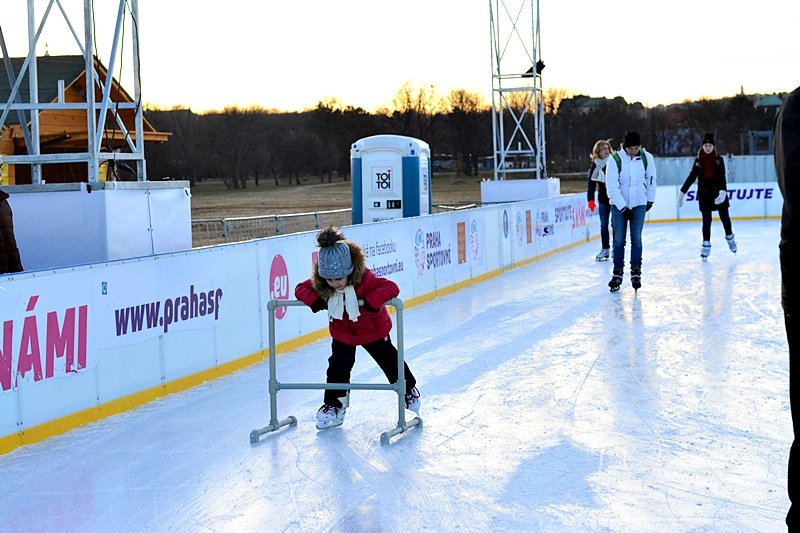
[0,55,169,184]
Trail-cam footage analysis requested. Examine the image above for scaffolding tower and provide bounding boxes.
[0,0,146,183]
[488,0,546,180]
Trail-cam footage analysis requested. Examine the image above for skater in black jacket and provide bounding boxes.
[776,86,800,532]
[677,133,736,261]
[586,139,614,261]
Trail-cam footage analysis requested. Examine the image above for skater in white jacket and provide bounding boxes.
[604,131,657,291]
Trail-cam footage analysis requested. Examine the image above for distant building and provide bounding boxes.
[0,55,170,184]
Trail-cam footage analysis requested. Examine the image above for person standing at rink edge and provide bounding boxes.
[604,130,657,292]
[0,156,23,275]
[775,85,800,532]
[295,225,420,430]
[677,132,737,261]
[587,139,614,261]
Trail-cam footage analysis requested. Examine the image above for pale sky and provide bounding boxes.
[3,1,799,113]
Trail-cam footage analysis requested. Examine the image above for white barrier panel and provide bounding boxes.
[7,182,192,271]
[0,184,780,452]
[675,181,781,219]
[654,154,777,186]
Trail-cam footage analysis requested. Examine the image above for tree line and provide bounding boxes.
[143,83,785,188]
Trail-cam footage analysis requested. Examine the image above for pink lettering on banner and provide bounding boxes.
[0,295,90,392]
[18,300,43,383]
[269,254,290,320]
[1,321,12,392]
[46,308,75,378]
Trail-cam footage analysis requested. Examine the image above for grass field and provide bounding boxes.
[189,173,587,220]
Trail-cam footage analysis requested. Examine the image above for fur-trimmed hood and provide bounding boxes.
[310,240,367,299]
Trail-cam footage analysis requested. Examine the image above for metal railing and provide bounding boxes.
[191,204,480,247]
[192,208,352,247]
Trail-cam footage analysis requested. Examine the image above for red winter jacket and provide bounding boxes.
[295,241,399,346]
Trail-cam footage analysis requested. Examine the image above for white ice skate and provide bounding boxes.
[315,392,349,429]
[405,387,421,414]
[701,241,711,262]
[316,404,346,429]
[726,234,737,254]
[595,248,610,261]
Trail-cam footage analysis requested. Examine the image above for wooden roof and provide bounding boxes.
[1,54,169,150]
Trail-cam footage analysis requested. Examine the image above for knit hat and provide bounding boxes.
[702,132,715,145]
[316,226,354,279]
[622,131,641,147]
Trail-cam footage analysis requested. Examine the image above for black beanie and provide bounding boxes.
[622,131,641,147]
[702,132,715,145]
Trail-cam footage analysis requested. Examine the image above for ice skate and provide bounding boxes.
[315,392,349,429]
[608,269,623,292]
[700,241,711,262]
[316,404,346,429]
[630,268,641,290]
[404,387,421,414]
[595,248,610,261]
[726,234,737,254]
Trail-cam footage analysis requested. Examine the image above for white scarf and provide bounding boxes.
[327,285,360,322]
[591,156,609,182]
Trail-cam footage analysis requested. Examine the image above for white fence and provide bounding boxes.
[0,183,783,454]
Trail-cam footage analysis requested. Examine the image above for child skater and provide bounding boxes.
[295,225,420,429]
[677,132,737,261]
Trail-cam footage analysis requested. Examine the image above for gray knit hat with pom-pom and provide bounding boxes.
[317,226,354,279]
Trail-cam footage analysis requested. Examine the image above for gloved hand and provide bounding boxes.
[619,207,633,221]
[362,300,379,313]
[587,200,596,213]
[646,201,653,212]
[677,192,685,208]
[310,298,327,313]
[714,190,727,205]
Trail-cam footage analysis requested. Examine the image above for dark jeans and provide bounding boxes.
[598,202,611,249]
[324,336,416,407]
[701,205,734,241]
[611,204,646,271]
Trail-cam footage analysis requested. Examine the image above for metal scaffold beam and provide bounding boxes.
[0,0,146,183]
[488,0,547,180]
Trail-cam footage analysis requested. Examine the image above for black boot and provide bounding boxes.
[631,268,641,290]
[608,269,623,292]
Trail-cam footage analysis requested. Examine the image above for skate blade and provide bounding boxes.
[609,286,621,292]
[315,419,344,430]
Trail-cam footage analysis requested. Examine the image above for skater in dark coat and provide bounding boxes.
[775,85,800,532]
[295,225,419,429]
[677,133,736,260]
[0,187,24,274]
[587,139,614,261]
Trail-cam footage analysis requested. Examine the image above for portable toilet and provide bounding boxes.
[351,134,431,224]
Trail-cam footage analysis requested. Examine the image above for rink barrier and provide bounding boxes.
[0,182,784,455]
[250,298,422,445]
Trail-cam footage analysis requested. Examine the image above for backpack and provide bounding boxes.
[611,150,648,174]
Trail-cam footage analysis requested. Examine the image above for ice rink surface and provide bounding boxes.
[0,219,791,533]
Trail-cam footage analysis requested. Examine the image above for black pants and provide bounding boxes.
[324,336,416,407]
[787,312,799,530]
[701,205,733,242]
